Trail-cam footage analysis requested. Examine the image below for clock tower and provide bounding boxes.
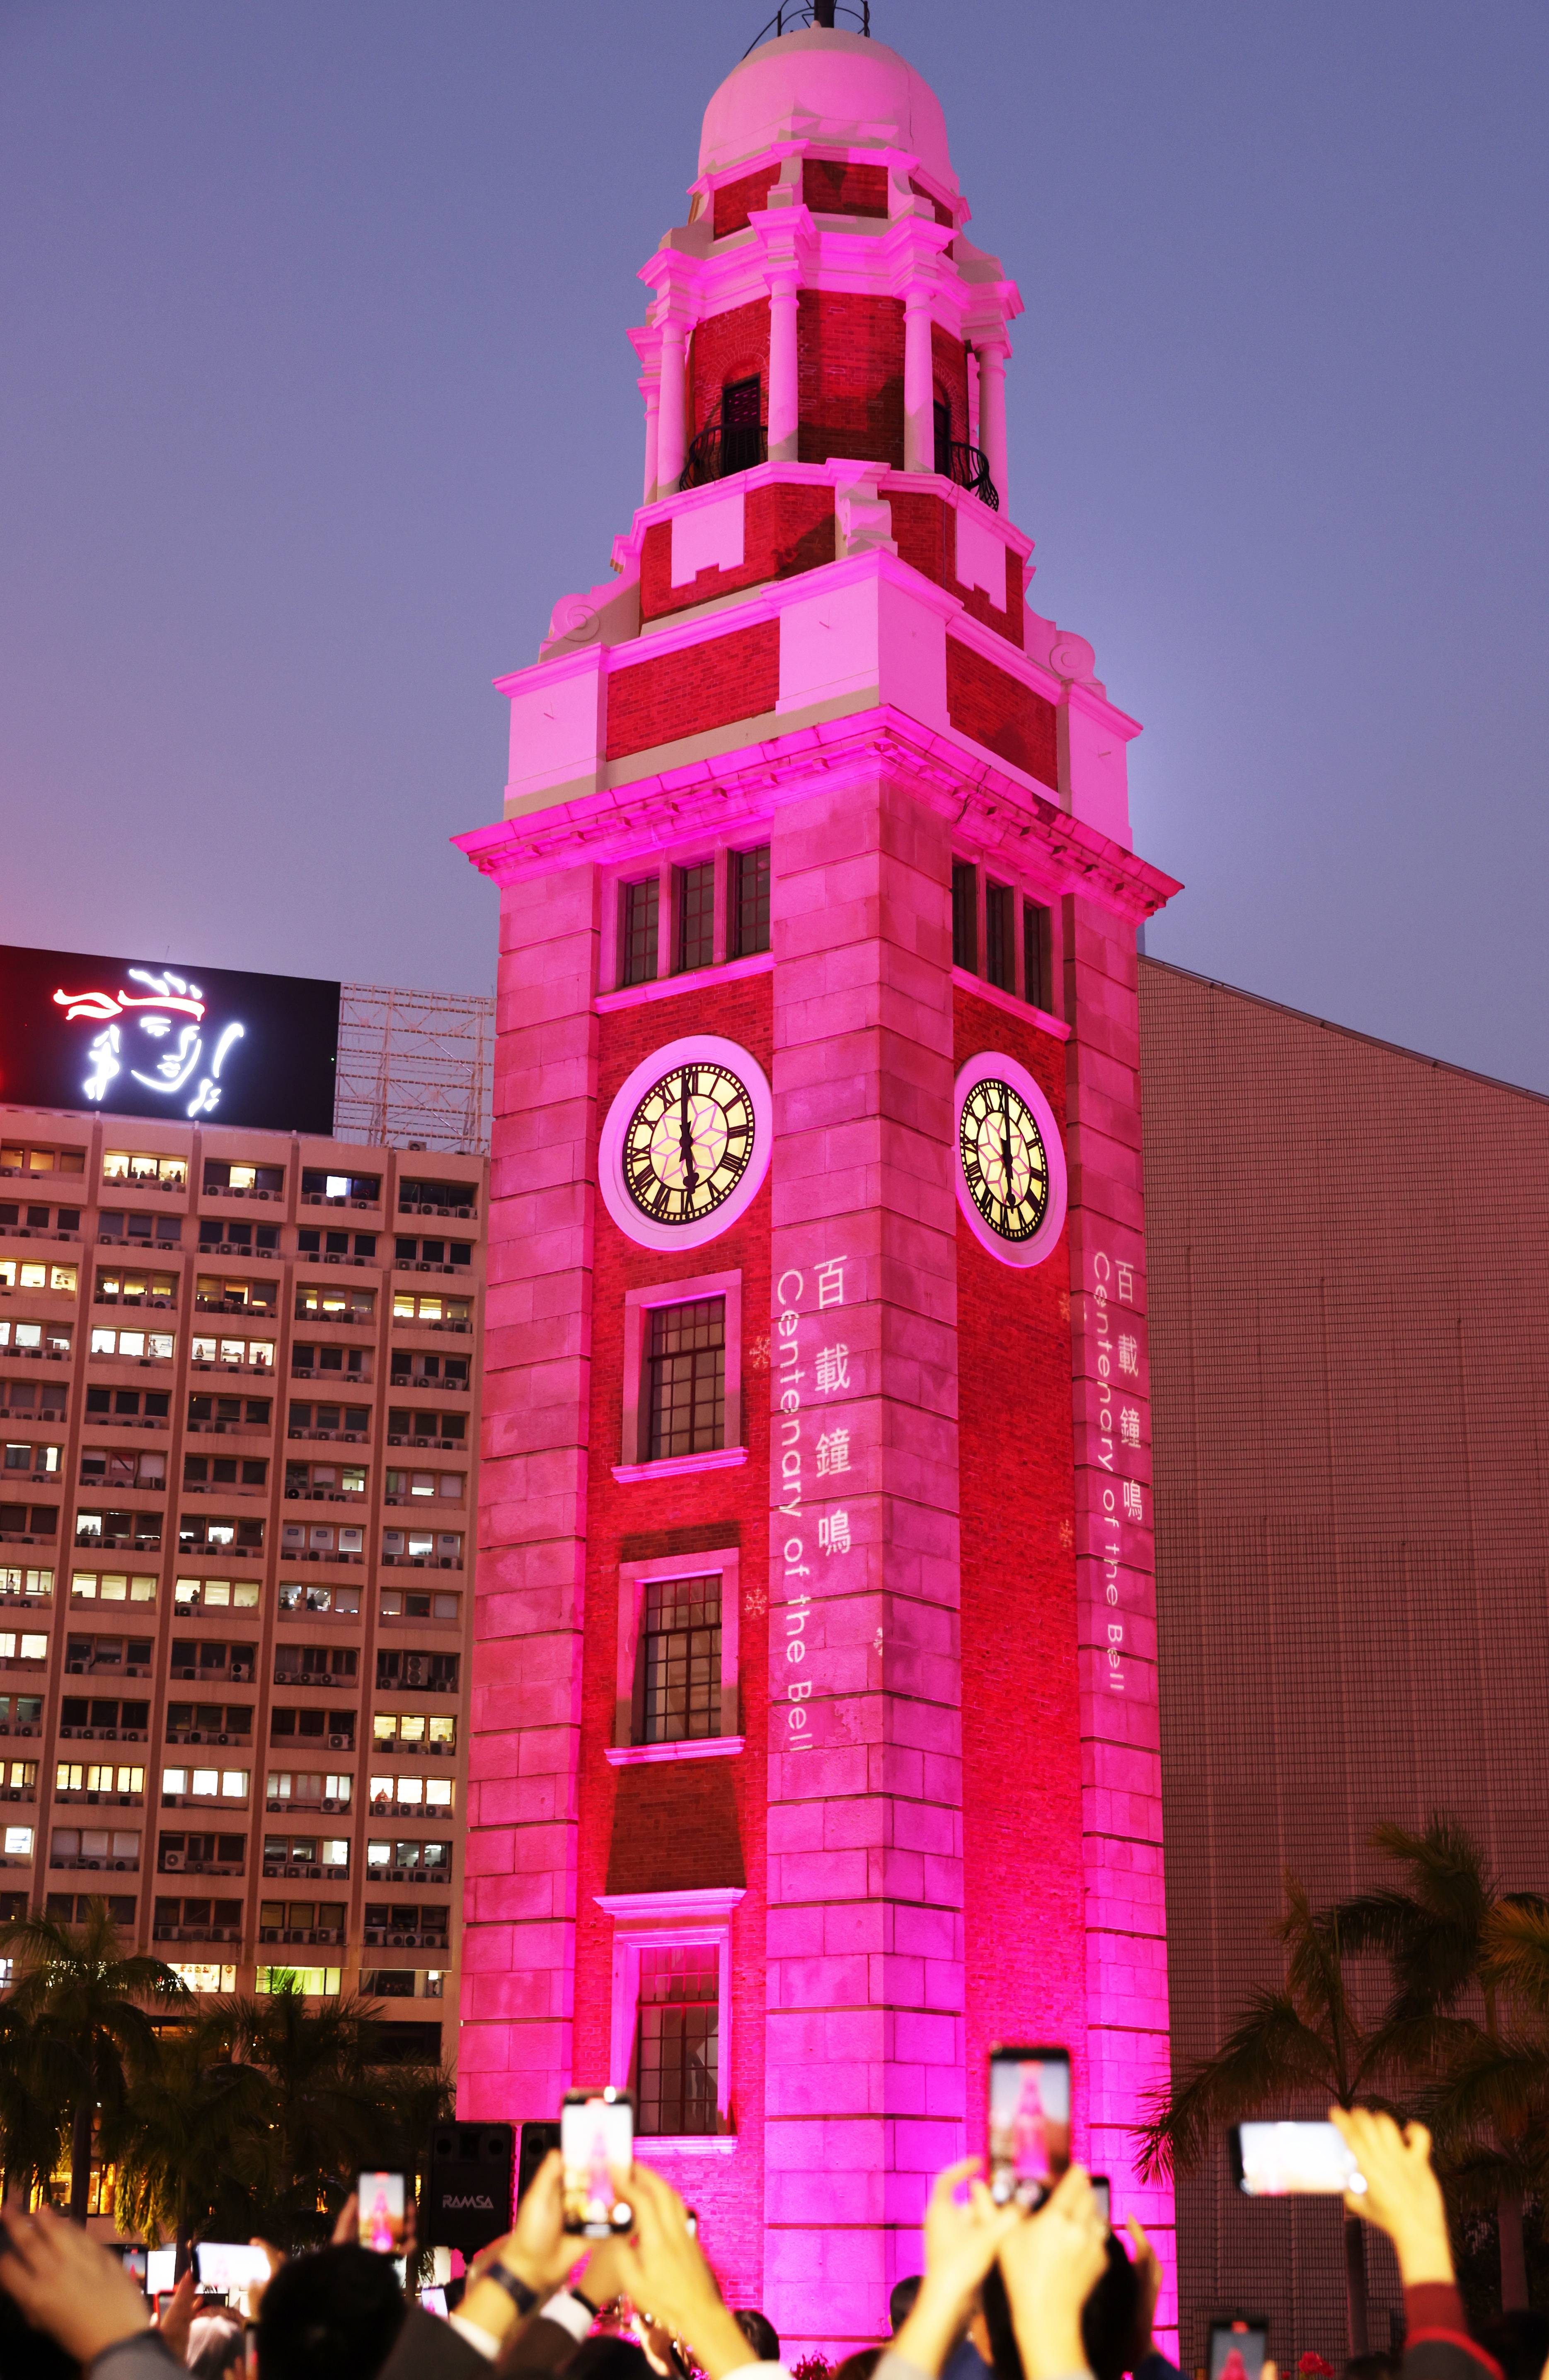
[456,19,1180,2353]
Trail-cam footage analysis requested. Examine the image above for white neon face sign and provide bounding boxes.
[53,969,247,1119]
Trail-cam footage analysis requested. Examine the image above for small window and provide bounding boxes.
[646,1300,725,1461]
[620,877,660,989]
[985,881,1014,992]
[675,863,716,974]
[640,1574,721,1746]
[636,1943,718,2136]
[729,845,770,960]
[951,862,978,973]
[1023,900,1052,1012]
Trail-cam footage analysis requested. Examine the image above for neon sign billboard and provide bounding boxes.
[0,944,339,1134]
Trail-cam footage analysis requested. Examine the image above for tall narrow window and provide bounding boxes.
[985,882,1014,991]
[640,1574,721,1745]
[729,845,770,959]
[951,862,978,973]
[675,863,716,974]
[720,375,762,477]
[646,1299,725,1460]
[620,877,660,988]
[636,1943,719,2135]
[1024,900,1052,1011]
[933,397,952,478]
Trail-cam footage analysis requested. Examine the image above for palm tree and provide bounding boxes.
[1137,1874,1397,2354]
[110,2028,272,2266]
[198,1978,392,2247]
[0,1997,69,2202]
[0,1900,188,2220]
[1334,1816,1549,2312]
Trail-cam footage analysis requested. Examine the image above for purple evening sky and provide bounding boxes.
[2,2,1545,1089]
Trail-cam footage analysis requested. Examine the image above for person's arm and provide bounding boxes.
[380,2303,500,2380]
[995,2168,1110,2380]
[1327,2109,1500,2380]
[0,2201,169,2371]
[610,2162,782,2380]
[450,2150,583,2363]
[891,2161,1025,2380]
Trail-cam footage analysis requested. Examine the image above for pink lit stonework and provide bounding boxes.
[456,24,1180,2353]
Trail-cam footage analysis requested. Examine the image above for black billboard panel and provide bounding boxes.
[0,944,339,1136]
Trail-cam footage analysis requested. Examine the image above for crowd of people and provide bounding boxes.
[0,2109,1528,2380]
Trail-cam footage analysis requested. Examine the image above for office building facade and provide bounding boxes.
[0,1099,485,2092]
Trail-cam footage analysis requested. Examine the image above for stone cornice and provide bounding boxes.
[454,705,1180,923]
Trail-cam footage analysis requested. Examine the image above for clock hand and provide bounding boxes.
[997,1090,1016,1200]
[678,1073,698,1196]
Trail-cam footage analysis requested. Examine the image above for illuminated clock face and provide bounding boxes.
[598,1034,774,1253]
[953,1051,1068,1269]
[958,1076,1049,1243]
[623,1058,756,1227]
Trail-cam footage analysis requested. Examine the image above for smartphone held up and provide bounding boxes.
[358,2170,410,2254]
[988,2045,1071,2209]
[561,2087,634,2237]
[1208,2319,1269,2380]
[1230,2121,1365,2198]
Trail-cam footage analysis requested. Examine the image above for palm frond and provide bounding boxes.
[1482,1900,1549,2015]
[1136,1988,1338,2180]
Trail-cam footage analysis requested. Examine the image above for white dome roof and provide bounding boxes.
[698,27,957,193]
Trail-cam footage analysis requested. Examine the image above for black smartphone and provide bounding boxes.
[561,2086,634,2235]
[988,2044,1071,2208]
[358,2170,409,2253]
[1208,2320,1268,2380]
[1230,2121,1362,2197]
[1091,2175,1111,2227]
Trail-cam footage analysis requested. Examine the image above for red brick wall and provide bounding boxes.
[574,973,774,2309]
[945,638,1058,788]
[796,289,904,469]
[690,300,771,442]
[932,321,970,447]
[953,984,1086,2150]
[605,622,781,761]
[891,489,1025,647]
[714,167,779,239]
[639,484,835,623]
[801,158,888,218]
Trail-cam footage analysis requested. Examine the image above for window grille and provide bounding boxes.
[646,1300,725,1460]
[636,1942,718,2136]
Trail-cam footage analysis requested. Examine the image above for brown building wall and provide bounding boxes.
[1139,957,1549,2366]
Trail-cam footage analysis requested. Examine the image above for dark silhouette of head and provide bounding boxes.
[254,2245,404,2380]
[736,2309,782,2363]
[890,2276,923,2334]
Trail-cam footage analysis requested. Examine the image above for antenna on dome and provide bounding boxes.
[742,1,870,59]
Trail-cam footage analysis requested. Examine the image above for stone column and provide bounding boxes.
[902,286,935,475]
[975,338,1008,514]
[767,271,800,465]
[639,372,660,509]
[655,315,688,498]
[459,863,600,2124]
[763,759,964,2355]
[1063,893,1176,2347]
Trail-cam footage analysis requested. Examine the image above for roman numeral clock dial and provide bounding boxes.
[624,1061,752,1223]
[953,1051,1069,1269]
[599,1034,774,1253]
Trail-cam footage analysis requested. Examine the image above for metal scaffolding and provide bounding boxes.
[332,981,495,1153]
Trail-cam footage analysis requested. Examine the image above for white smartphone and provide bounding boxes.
[1231,2121,1365,2196]
[194,2242,272,2293]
